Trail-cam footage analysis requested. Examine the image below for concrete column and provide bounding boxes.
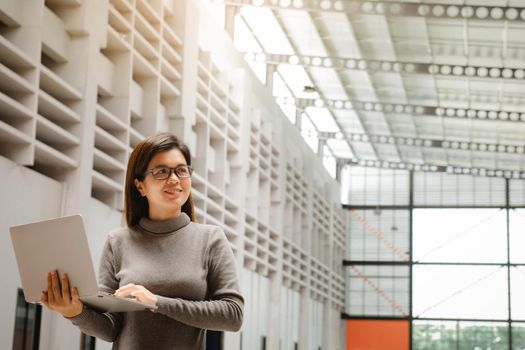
[265,63,276,90]
[317,138,325,159]
[266,272,283,349]
[224,5,238,38]
[335,159,344,183]
[172,0,200,144]
[295,108,303,130]
[298,288,311,350]
[322,301,331,350]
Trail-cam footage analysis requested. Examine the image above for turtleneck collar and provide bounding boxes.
[138,213,191,235]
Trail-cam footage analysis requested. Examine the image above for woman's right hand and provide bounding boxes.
[41,270,83,318]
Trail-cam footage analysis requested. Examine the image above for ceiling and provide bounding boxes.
[214,0,525,179]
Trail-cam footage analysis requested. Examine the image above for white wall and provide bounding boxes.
[0,157,127,350]
[310,299,323,350]
[0,155,64,349]
[280,286,300,350]
[240,268,270,350]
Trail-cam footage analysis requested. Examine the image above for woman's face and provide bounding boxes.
[134,148,192,220]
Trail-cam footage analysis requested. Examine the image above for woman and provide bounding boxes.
[41,132,244,349]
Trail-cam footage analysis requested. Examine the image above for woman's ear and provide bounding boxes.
[134,179,146,197]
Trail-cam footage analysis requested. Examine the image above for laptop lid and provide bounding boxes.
[9,215,99,303]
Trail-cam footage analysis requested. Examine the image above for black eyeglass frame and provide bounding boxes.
[143,165,193,180]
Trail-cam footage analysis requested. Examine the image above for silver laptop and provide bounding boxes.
[9,214,154,313]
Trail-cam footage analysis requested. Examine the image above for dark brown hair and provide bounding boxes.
[124,132,196,227]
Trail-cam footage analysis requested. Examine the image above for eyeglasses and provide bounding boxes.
[144,165,193,180]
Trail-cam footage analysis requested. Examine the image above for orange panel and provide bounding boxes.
[346,319,409,350]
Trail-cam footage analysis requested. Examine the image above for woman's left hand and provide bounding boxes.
[115,283,158,308]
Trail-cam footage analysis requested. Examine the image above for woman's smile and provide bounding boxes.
[163,187,182,198]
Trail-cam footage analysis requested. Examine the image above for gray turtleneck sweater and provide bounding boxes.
[68,213,243,349]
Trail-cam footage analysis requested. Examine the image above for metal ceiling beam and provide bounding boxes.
[295,7,395,160]
[224,0,525,23]
[286,97,525,123]
[321,131,525,155]
[267,8,375,159]
[338,158,525,179]
[235,8,358,159]
[296,10,388,160]
[374,10,419,163]
[243,52,525,80]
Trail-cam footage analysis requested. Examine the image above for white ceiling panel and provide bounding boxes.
[374,143,401,162]
[235,0,525,174]
[470,153,497,169]
[392,125,418,138]
[340,70,373,86]
[350,142,377,160]
[386,113,418,130]
[434,76,470,90]
[467,22,507,44]
[398,145,424,162]
[447,149,474,167]
[416,124,445,140]
[239,6,293,54]
[278,9,326,56]
[352,14,392,39]
[387,16,429,40]
[305,106,340,133]
[427,19,464,40]
[421,148,448,165]
[370,72,406,91]
[316,11,362,57]
[276,64,315,98]
[326,139,354,159]
[308,67,347,99]
[334,110,365,134]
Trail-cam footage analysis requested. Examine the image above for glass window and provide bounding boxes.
[347,209,409,262]
[413,320,508,350]
[413,265,508,319]
[413,320,459,350]
[13,288,41,350]
[512,323,525,349]
[511,266,525,321]
[344,173,525,350]
[510,209,525,264]
[346,265,409,317]
[454,321,507,349]
[206,330,222,350]
[413,173,506,207]
[80,333,96,350]
[343,167,409,206]
[413,209,507,263]
[509,180,525,206]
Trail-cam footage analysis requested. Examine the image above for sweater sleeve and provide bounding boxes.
[67,235,123,342]
[155,228,244,331]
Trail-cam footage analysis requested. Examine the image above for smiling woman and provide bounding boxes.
[40,132,244,350]
[132,147,193,222]
[124,133,196,226]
